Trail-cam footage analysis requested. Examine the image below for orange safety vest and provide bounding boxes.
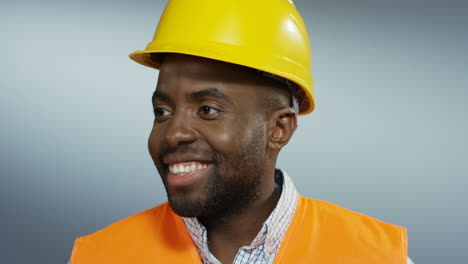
[71,195,407,263]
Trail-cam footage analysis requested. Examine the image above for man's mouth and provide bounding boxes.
[162,160,213,188]
[168,161,209,176]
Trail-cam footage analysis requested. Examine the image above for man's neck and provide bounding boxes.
[198,173,281,263]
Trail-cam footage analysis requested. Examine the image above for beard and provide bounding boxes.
[157,126,266,218]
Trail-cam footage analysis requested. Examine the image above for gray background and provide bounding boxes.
[1,0,466,263]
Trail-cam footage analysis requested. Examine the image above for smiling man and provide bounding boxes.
[70,0,412,263]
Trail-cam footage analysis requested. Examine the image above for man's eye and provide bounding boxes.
[154,107,171,117]
[199,106,219,115]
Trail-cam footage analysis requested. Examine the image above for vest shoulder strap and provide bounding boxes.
[71,202,201,264]
[275,196,408,264]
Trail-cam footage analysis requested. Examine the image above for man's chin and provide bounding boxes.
[167,196,205,217]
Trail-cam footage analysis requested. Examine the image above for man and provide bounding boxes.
[71,0,413,263]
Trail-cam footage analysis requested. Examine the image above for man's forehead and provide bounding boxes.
[154,54,294,110]
[157,54,266,85]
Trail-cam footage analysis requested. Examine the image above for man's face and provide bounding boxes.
[149,54,272,218]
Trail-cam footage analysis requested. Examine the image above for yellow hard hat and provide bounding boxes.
[129,0,315,114]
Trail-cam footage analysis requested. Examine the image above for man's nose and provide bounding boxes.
[164,112,197,147]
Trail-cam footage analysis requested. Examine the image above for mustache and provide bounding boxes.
[157,145,219,164]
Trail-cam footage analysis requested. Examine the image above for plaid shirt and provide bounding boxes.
[182,169,298,264]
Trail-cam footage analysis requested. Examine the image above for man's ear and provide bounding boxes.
[267,107,297,151]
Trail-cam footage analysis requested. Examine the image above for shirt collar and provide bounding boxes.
[182,169,299,261]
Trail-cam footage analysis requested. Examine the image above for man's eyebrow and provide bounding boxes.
[152,90,170,103]
[189,88,231,103]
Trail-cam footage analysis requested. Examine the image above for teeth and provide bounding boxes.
[169,162,208,175]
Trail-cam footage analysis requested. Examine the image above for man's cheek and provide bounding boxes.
[148,137,162,166]
[207,125,242,146]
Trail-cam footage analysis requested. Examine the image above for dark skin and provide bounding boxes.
[148,54,297,263]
